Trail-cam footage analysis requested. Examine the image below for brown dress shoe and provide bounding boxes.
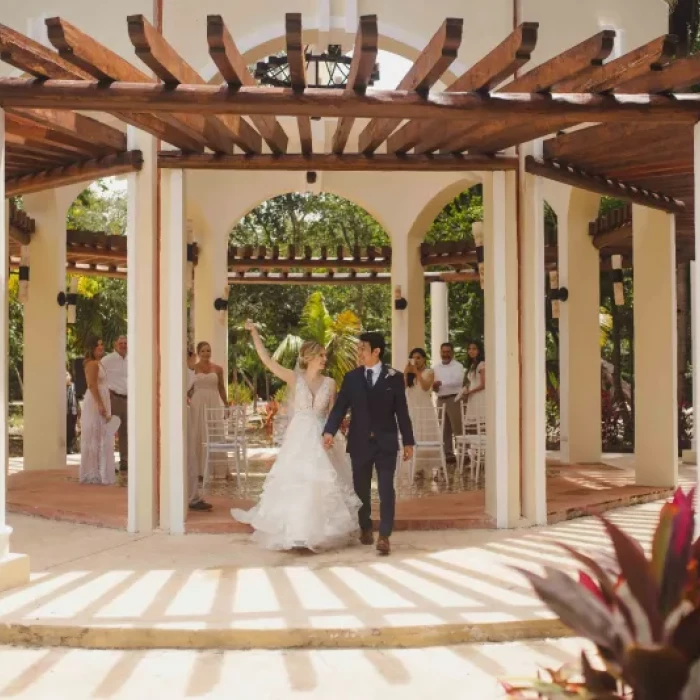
[360,529,374,545]
[376,536,391,556]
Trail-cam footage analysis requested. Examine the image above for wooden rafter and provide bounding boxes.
[45,17,213,152]
[390,22,539,155]
[5,150,143,197]
[555,35,677,92]
[1,79,696,122]
[285,13,312,156]
[331,15,378,155]
[613,49,700,93]
[8,200,34,245]
[589,203,633,249]
[228,271,445,285]
[157,152,518,171]
[127,14,261,154]
[206,15,288,154]
[358,18,463,154]
[525,156,685,213]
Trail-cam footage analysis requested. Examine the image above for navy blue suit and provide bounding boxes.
[324,365,415,536]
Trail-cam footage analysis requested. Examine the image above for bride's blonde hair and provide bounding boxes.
[298,340,325,370]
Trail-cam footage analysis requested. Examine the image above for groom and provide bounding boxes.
[323,332,414,556]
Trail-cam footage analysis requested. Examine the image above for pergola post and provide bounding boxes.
[520,143,547,525]
[22,184,81,471]
[632,203,678,487]
[390,233,424,367]
[159,168,188,533]
[0,109,30,590]
[483,170,520,527]
[558,190,602,465]
[430,280,449,362]
[126,127,157,533]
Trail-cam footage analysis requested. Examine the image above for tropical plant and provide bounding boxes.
[228,382,253,405]
[272,291,361,384]
[505,487,700,700]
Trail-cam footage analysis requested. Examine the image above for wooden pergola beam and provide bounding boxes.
[285,13,312,156]
[0,79,697,122]
[5,150,143,197]
[358,18,464,154]
[157,152,518,171]
[206,15,288,154]
[227,271,447,285]
[390,22,539,155]
[497,30,616,93]
[127,14,262,154]
[613,50,700,94]
[525,156,685,213]
[331,15,378,155]
[555,35,677,92]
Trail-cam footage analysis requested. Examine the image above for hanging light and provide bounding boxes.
[18,246,29,304]
[611,254,624,306]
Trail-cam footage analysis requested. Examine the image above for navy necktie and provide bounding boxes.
[366,368,374,389]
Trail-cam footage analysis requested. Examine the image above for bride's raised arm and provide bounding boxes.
[245,320,296,385]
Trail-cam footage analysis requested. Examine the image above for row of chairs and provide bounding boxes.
[202,406,249,490]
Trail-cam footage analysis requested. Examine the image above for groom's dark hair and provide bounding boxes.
[360,331,386,360]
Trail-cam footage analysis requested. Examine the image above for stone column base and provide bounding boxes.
[0,553,30,593]
[681,449,696,465]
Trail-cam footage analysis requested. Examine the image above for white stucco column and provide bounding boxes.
[159,169,188,533]
[558,189,602,465]
[193,218,229,376]
[0,110,30,590]
[126,127,157,533]
[23,183,81,471]
[430,281,449,363]
[633,204,678,487]
[390,233,424,366]
[688,260,698,465]
[520,144,547,525]
[483,170,521,528]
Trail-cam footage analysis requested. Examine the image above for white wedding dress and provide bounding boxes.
[231,374,361,551]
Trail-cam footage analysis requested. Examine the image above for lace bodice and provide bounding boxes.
[294,375,334,416]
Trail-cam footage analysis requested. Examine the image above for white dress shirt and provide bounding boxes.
[432,360,464,398]
[102,351,128,396]
[365,362,382,387]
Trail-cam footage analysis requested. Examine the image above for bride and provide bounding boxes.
[231,320,361,552]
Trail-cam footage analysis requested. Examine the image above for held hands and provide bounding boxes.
[322,433,334,450]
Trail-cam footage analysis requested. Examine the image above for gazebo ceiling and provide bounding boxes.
[1,13,700,260]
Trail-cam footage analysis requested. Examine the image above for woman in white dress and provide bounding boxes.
[231,321,361,552]
[462,340,486,420]
[188,341,230,487]
[80,338,116,485]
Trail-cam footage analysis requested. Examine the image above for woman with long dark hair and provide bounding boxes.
[79,337,116,484]
[461,340,486,420]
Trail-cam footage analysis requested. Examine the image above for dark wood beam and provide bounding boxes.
[157,152,518,171]
[613,50,700,93]
[45,16,214,152]
[5,133,90,160]
[465,116,581,154]
[555,35,677,92]
[358,18,463,153]
[285,13,312,155]
[127,14,261,154]
[332,15,378,155]
[1,79,697,122]
[498,29,616,93]
[525,156,685,213]
[227,271,445,285]
[5,150,143,197]
[389,22,539,154]
[206,15,288,154]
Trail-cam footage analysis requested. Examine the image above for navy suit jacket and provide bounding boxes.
[324,365,415,461]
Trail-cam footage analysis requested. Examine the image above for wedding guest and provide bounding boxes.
[189,341,230,483]
[404,348,435,420]
[80,337,116,485]
[102,336,128,475]
[461,340,486,421]
[432,342,464,464]
[186,348,212,512]
[66,371,80,454]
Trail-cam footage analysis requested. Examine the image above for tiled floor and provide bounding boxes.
[7,450,683,532]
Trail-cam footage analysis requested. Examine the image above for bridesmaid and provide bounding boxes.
[188,342,230,490]
[79,337,116,485]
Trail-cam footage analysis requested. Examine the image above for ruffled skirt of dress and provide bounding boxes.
[231,412,360,551]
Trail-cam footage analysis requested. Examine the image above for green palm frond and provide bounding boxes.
[272,334,303,368]
[301,291,332,345]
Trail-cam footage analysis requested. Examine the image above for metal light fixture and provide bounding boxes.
[254,44,379,89]
[214,285,230,315]
[393,285,407,311]
[18,246,29,304]
[472,222,484,290]
[186,218,195,292]
[57,277,79,325]
[611,254,624,306]
[548,270,569,319]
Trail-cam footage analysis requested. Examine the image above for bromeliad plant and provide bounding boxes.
[506,488,700,700]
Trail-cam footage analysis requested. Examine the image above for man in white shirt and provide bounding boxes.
[432,342,464,463]
[102,335,128,474]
